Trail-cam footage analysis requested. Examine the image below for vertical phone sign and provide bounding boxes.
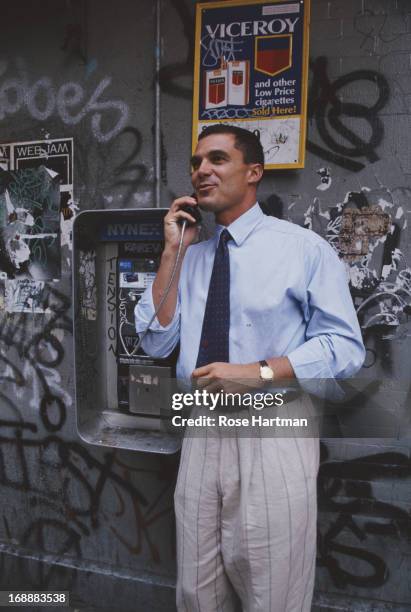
[192,0,310,169]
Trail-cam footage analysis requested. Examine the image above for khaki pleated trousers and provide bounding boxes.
[174,403,319,612]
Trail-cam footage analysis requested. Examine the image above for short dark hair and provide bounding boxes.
[198,124,265,167]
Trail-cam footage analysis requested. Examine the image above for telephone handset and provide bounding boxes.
[134,196,201,356]
[178,195,202,226]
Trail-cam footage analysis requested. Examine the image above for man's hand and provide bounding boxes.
[151,195,201,327]
[192,362,259,393]
[163,195,201,252]
[192,357,295,393]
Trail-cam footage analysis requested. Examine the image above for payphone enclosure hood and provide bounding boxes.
[72,208,182,454]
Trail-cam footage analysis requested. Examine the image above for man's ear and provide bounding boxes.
[247,163,264,185]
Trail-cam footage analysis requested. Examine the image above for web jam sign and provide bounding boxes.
[255,35,292,77]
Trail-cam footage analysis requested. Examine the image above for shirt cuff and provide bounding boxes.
[134,285,179,333]
[287,342,345,401]
[287,341,333,378]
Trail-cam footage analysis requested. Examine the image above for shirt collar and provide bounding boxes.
[215,203,264,247]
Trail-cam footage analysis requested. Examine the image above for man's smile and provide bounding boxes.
[197,183,217,193]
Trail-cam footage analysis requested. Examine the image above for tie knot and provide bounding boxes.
[220,229,232,245]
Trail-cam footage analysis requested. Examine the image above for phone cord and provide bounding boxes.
[130,221,187,356]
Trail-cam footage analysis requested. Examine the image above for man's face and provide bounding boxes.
[190,133,259,216]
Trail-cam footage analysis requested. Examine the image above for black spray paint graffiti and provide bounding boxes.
[307,56,390,172]
[0,285,72,431]
[112,127,149,203]
[318,444,411,589]
[0,58,129,143]
[354,8,409,52]
[61,23,87,65]
[0,429,177,587]
[74,126,151,208]
[0,283,176,576]
[158,0,193,99]
[0,514,82,590]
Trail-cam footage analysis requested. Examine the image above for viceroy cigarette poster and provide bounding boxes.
[193,0,310,169]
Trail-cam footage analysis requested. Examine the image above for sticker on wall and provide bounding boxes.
[192,0,310,169]
[0,138,74,312]
[78,250,97,321]
[4,279,48,314]
[0,144,10,171]
[60,189,79,266]
[11,138,73,183]
[0,138,75,251]
[0,166,61,281]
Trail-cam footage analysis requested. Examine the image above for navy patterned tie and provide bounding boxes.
[196,229,232,368]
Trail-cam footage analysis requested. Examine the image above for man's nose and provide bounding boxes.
[197,159,212,176]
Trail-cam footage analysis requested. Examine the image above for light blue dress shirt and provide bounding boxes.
[135,204,365,385]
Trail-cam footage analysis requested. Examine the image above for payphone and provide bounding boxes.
[73,209,181,453]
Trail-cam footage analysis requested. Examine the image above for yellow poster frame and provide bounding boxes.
[192,0,311,170]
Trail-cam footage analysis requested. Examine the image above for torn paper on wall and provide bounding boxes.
[5,279,47,313]
[1,138,75,255]
[0,166,61,280]
[78,250,97,321]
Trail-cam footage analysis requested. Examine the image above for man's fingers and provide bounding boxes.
[165,196,200,230]
[195,375,213,389]
[170,196,198,215]
[192,365,212,378]
[196,377,223,393]
[205,379,225,393]
[167,210,195,226]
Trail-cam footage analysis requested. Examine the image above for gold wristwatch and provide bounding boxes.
[259,360,274,381]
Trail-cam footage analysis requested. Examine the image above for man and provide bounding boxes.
[135,125,365,611]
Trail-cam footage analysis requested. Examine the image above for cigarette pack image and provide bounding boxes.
[227,60,250,106]
[204,66,228,109]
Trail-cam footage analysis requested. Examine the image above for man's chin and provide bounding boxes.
[197,202,213,212]
[197,197,221,212]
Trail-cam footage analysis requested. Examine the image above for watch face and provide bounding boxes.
[261,366,274,380]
